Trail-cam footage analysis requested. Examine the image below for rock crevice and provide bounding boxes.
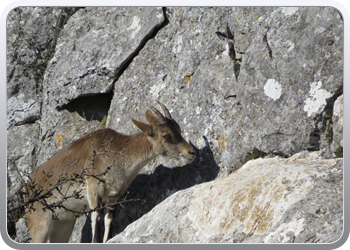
[6,7,343,244]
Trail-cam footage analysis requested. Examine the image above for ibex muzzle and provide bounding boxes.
[25,101,195,243]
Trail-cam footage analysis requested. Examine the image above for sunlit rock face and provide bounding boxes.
[7,7,343,243]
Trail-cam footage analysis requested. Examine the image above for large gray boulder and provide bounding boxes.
[104,8,343,239]
[107,6,343,175]
[108,151,343,243]
[6,6,343,244]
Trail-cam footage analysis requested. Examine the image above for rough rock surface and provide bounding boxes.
[6,6,343,244]
[37,7,165,166]
[6,7,79,238]
[108,151,343,243]
[6,7,79,191]
[331,94,343,155]
[105,6,343,176]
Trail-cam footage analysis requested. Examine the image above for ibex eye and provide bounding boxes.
[163,134,171,139]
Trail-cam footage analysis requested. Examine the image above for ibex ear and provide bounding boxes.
[131,118,154,136]
[145,109,160,125]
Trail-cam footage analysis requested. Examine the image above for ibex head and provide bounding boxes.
[131,100,196,165]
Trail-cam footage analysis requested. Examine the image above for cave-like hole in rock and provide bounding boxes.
[58,91,113,122]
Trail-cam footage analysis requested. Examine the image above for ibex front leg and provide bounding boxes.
[90,210,102,243]
[87,179,103,243]
[103,209,114,243]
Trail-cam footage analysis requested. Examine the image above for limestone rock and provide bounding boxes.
[6,7,343,244]
[6,7,63,101]
[7,123,40,196]
[6,7,79,241]
[38,7,165,166]
[108,151,343,243]
[14,218,30,243]
[7,93,41,128]
[7,122,40,241]
[331,94,343,155]
[107,7,343,175]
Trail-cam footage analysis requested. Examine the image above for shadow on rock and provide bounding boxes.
[81,136,219,242]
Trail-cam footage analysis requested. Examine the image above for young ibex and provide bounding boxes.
[25,101,195,243]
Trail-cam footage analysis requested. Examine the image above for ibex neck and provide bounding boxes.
[125,132,157,177]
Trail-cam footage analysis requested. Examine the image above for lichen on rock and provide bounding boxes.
[6,6,343,244]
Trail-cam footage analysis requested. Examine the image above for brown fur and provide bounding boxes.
[26,104,195,243]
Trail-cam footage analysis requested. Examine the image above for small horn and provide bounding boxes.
[156,100,172,119]
[148,103,167,123]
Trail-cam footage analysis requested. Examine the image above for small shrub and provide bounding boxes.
[335,146,343,158]
[229,148,266,174]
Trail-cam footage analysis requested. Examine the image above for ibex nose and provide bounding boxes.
[181,147,196,162]
[181,141,196,163]
[189,150,195,157]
